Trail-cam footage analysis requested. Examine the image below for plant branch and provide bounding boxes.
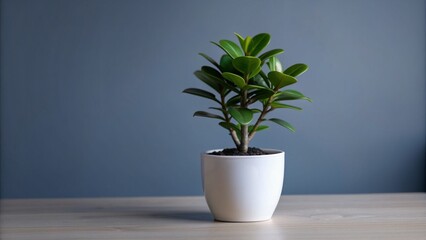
[220,93,240,147]
[248,95,275,141]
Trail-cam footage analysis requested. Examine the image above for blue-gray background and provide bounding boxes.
[1,0,425,198]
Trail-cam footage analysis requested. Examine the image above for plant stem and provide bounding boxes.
[239,82,249,153]
[240,125,249,152]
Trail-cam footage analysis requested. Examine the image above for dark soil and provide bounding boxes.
[209,147,269,156]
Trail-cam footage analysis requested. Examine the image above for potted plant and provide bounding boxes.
[183,32,311,222]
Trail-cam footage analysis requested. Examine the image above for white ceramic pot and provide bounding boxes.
[201,149,285,222]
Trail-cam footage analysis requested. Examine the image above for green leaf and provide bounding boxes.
[194,111,224,120]
[183,88,218,102]
[214,40,244,59]
[228,107,253,125]
[199,67,237,93]
[267,57,282,72]
[267,58,275,71]
[247,33,271,56]
[270,102,302,110]
[199,53,220,70]
[249,89,275,101]
[201,66,222,79]
[259,49,284,62]
[243,36,252,53]
[222,72,246,88]
[284,63,309,77]
[245,84,271,91]
[248,66,262,79]
[251,74,269,88]
[249,125,269,133]
[232,56,261,76]
[234,33,253,55]
[268,118,296,132]
[268,71,297,89]
[234,32,245,50]
[202,67,237,92]
[259,71,271,87]
[194,70,221,92]
[226,95,241,106]
[219,121,240,132]
[274,90,312,102]
[219,54,236,73]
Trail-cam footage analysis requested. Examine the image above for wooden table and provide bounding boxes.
[1,193,425,240]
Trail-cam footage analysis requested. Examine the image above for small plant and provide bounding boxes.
[184,33,311,154]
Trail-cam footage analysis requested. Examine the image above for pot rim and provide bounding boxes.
[202,148,284,158]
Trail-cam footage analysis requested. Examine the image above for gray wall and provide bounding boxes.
[1,0,425,198]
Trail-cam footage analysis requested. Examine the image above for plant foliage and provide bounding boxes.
[184,32,311,153]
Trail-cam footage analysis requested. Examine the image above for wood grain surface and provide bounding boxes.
[1,193,425,240]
